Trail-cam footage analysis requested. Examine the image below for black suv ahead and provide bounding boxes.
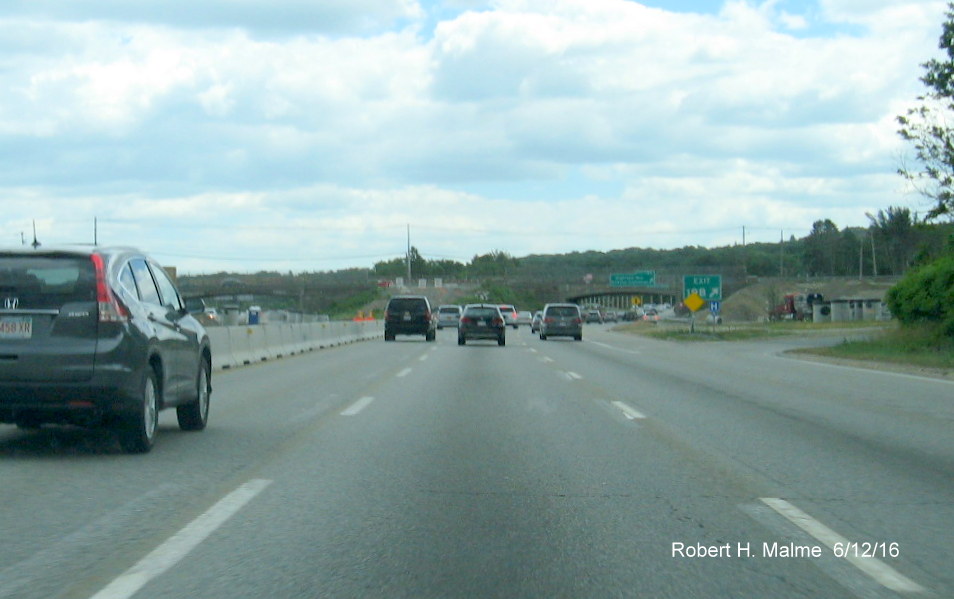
[0,246,212,453]
[384,295,436,342]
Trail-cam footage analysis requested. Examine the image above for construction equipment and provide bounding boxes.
[769,293,823,321]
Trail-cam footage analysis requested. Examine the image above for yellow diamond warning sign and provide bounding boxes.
[684,292,705,313]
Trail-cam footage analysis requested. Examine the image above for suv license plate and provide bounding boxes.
[0,316,32,339]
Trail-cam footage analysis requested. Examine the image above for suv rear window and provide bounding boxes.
[439,307,460,314]
[547,306,579,317]
[388,298,428,313]
[0,256,95,309]
[464,307,498,318]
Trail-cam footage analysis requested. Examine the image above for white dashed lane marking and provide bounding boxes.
[89,479,273,599]
[341,397,375,416]
[612,401,646,420]
[760,498,926,594]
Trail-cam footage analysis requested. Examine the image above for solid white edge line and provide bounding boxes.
[590,341,641,355]
[788,356,954,385]
[760,498,925,594]
[566,371,582,380]
[612,401,646,420]
[89,479,273,599]
[341,396,375,416]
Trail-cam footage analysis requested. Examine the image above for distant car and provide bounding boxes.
[584,309,603,324]
[516,310,533,326]
[436,304,462,329]
[530,310,544,333]
[540,303,583,341]
[0,245,212,453]
[498,304,519,329]
[642,308,660,321]
[603,310,618,323]
[621,310,639,321]
[458,304,506,346]
[384,295,436,341]
[195,307,221,326]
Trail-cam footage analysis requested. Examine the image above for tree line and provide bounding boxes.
[369,212,951,282]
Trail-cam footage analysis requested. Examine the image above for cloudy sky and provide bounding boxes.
[1,0,948,273]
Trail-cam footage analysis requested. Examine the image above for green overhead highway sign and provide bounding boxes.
[683,274,722,301]
[610,271,655,287]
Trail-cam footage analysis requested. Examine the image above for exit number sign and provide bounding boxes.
[683,275,722,301]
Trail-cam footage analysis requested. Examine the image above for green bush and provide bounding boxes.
[886,253,954,336]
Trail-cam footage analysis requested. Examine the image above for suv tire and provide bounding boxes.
[177,360,210,431]
[118,369,159,454]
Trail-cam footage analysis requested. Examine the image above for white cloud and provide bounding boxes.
[0,0,950,271]
[0,0,426,37]
[820,0,946,29]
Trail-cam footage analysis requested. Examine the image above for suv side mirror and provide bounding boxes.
[184,297,206,314]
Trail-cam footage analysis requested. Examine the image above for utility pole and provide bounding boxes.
[859,235,864,280]
[779,229,784,277]
[406,224,411,281]
[741,225,747,276]
[864,212,879,277]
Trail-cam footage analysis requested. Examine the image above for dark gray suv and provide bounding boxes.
[384,295,436,341]
[539,303,583,341]
[0,246,212,453]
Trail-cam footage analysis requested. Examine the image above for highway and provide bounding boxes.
[1,324,951,598]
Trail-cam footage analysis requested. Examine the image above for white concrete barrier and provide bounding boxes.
[227,327,253,366]
[206,321,383,370]
[263,325,284,359]
[206,328,236,370]
[243,326,270,363]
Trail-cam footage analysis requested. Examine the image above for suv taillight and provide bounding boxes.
[91,254,129,323]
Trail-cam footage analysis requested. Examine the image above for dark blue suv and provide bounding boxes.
[0,246,212,453]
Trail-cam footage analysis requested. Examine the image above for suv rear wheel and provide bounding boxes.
[177,360,210,431]
[118,369,159,454]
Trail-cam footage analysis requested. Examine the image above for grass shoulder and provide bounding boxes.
[789,323,954,374]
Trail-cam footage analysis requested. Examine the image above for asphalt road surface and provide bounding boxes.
[1,324,951,598]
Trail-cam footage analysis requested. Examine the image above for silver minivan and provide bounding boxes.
[436,304,462,329]
[539,303,583,341]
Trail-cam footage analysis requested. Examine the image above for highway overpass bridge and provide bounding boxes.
[562,285,679,309]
